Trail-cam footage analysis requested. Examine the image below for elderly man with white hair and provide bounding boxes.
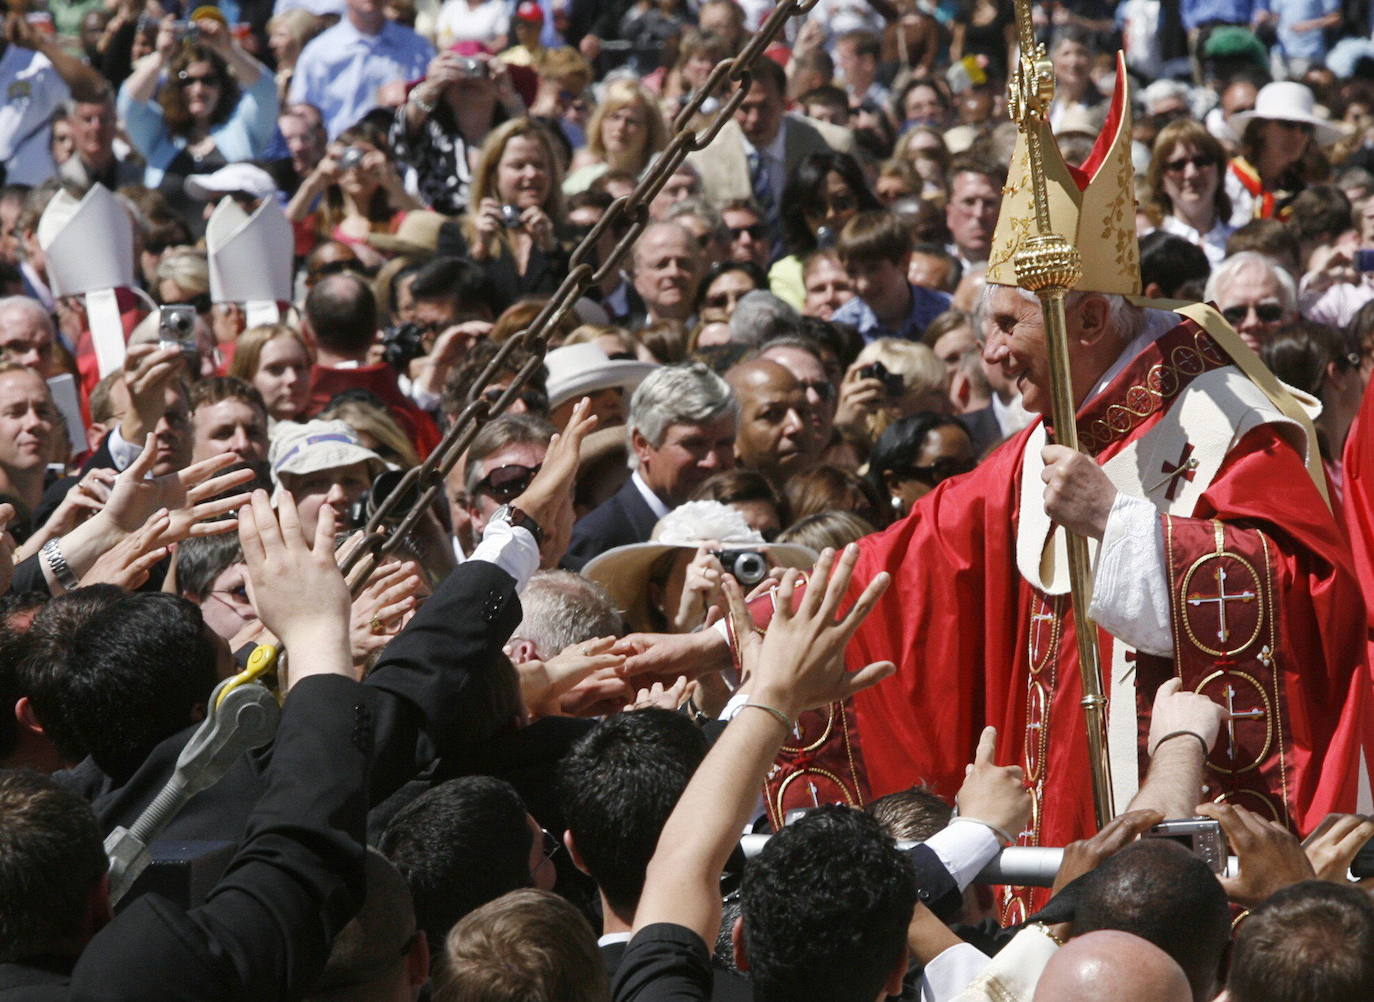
[1202,250,1297,351]
[621,68,1374,900]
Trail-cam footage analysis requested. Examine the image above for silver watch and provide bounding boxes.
[42,538,79,590]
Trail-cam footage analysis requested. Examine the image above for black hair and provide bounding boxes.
[865,411,968,500]
[1229,880,1374,1002]
[741,805,917,1002]
[1074,839,1231,1002]
[0,770,107,963]
[780,151,883,258]
[1139,231,1211,299]
[694,259,768,316]
[407,254,499,320]
[557,709,708,913]
[20,592,218,778]
[0,591,48,760]
[305,272,378,357]
[174,533,246,601]
[1287,184,1353,245]
[379,775,535,946]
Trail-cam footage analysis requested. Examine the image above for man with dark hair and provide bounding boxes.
[799,85,850,127]
[188,376,269,466]
[1139,231,1212,300]
[1072,839,1230,1002]
[833,211,951,341]
[1286,184,1354,272]
[834,30,886,108]
[379,775,553,949]
[404,255,499,408]
[305,272,440,456]
[558,710,709,972]
[460,413,556,545]
[1228,881,1374,1002]
[176,534,256,644]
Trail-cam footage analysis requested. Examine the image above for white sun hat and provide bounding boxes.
[544,342,658,411]
[1230,81,1351,147]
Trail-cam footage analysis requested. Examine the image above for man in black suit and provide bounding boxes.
[564,362,737,571]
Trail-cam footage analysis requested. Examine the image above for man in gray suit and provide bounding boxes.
[688,57,853,237]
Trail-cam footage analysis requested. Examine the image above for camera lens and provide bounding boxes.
[731,551,768,587]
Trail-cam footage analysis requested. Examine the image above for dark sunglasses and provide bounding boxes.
[1221,302,1284,325]
[704,291,747,310]
[475,462,541,501]
[1163,154,1213,174]
[481,386,549,412]
[177,71,220,88]
[798,378,836,402]
[728,224,767,241]
[901,456,975,485]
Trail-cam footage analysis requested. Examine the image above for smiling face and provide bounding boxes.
[178,59,222,124]
[1161,140,1219,222]
[0,370,55,475]
[496,134,551,210]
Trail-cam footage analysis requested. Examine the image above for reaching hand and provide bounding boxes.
[612,628,731,684]
[45,468,117,538]
[1195,801,1315,907]
[519,636,626,715]
[120,343,184,443]
[348,560,424,667]
[747,545,893,721]
[105,442,253,538]
[1051,808,1164,897]
[955,726,1030,843]
[1147,677,1224,757]
[238,489,351,684]
[512,398,596,567]
[79,509,170,590]
[1302,813,1374,885]
[625,676,691,713]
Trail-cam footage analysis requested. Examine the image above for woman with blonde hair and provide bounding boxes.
[1146,118,1234,266]
[266,8,326,103]
[227,324,313,423]
[321,395,420,469]
[564,79,668,195]
[451,119,568,302]
[835,337,946,454]
[660,30,729,123]
[155,248,211,309]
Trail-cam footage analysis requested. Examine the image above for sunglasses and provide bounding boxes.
[798,378,836,402]
[481,386,549,412]
[474,462,541,501]
[1221,302,1284,325]
[728,224,767,241]
[1163,154,1213,174]
[704,290,749,311]
[901,456,975,484]
[177,71,220,88]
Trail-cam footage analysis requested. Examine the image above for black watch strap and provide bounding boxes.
[495,503,544,545]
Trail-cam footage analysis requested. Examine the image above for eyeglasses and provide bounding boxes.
[480,386,549,412]
[1163,154,1213,174]
[900,456,975,484]
[474,462,541,501]
[208,584,251,610]
[728,224,767,241]
[1221,302,1285,325]
[177,71,220,88]
[704,289,750,311]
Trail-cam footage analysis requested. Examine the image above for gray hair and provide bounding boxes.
[463,414,556,495]
[0,296,55,335]
[977,284,1176,343]
[1203,251,1297,314]
[730,290,799,347]
[510,570,624,660]
[626,362,737,470]
[1141,79,1192,114]
[665,197,726,244]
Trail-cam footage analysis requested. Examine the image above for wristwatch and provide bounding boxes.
[41,538,79,590]
[490,503,544,546]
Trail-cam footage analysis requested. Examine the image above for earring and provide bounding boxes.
[891,495,902,511]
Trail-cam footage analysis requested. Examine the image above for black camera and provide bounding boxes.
[346,468,420,530]
[500,203,524,228]
[381,322,427,372]
[715,548,769,588]
[858,360,904,398]
[1142,817,1228,875]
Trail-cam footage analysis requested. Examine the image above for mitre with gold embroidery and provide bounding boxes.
[986,51,1140,296]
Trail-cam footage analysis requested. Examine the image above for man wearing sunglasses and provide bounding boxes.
[462,413,554,552]
[1203,251,1297,352]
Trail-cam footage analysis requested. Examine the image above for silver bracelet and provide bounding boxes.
[42,537,79,590]
[410,90,436,116]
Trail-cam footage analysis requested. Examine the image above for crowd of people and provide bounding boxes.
[4,0,1374,998]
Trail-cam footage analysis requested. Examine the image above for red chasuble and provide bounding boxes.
[803,315,1374,918]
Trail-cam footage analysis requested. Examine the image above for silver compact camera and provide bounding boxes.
[337,146,366,171]
[455,56,488,78]
[715,549,769,588]
[1142,817,1228,874]
[157,304,197,354]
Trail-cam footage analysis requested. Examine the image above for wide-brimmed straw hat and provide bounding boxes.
[582,501,816,632]
[1230,81,1351,146]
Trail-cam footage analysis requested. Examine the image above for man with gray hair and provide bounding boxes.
[563,362,736,570]
[1202,250,1297,351]
[505,570,623,665]
[0,296,56,378]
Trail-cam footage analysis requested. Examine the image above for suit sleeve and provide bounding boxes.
[71,674,373,1002]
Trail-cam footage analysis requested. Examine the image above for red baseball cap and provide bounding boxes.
[515,1,544,24]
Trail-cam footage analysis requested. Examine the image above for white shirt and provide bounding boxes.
[0,46,68,186]
[631,469,671,521]
[435,0,513,48]
[1159,213,1234,268]
[469,513,540,593]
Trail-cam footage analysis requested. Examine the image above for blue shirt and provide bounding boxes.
[831,284,951,342]
[1180,0,1268,30]
[1274,0,1338,61]
[288,18,434,138]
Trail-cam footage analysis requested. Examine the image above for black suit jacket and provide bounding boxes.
[564,478,662,571]
[957,406,1005,460]
[601,940,754,1002]
[1,673,373,1002]
[57,559,525,845]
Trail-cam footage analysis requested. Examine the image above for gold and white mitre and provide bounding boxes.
[986,51,1140,296]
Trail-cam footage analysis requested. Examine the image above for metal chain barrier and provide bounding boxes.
[335,0,822,589]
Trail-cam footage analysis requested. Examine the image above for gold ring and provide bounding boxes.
[370,615,384,634]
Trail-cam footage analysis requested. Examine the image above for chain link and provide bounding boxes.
[336,0,819,589]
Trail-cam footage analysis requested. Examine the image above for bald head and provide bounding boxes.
[725,358,816,482]
[632,222,703,322]
[1034,931,1191,1002]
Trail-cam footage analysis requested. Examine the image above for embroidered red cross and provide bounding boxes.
[1160,442,1198,501]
